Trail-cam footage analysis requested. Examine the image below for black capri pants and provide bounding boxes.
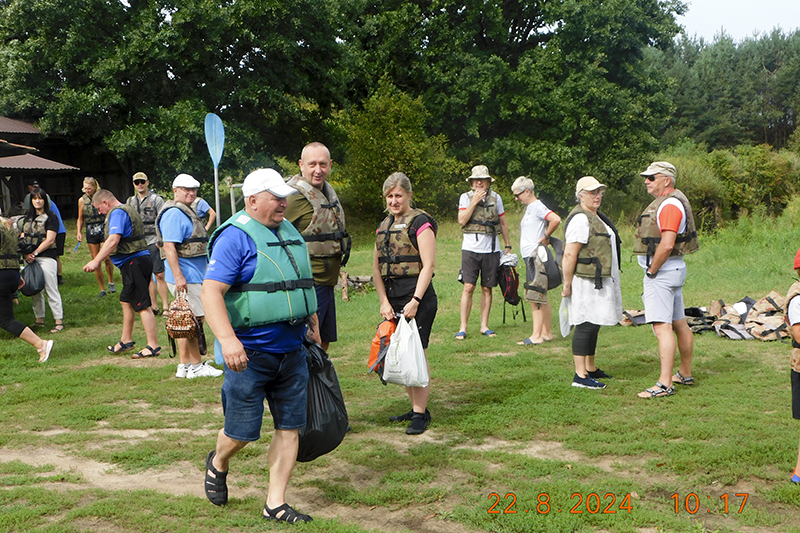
[572,322,602,356]
[0,269,29,338]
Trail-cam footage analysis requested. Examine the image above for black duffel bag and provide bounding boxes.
[20,260,45,297]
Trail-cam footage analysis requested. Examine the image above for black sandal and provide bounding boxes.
[131,345,161,359]
[263,503,313,523]
[204,451,228,506]
[107,340,135,354]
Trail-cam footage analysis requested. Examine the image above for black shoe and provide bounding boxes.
[57,275,64,285]
[588,368,613,379]
[390,408,431,423]
[406,411,430,435]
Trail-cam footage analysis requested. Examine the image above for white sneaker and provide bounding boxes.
[175,364,189,378]
[187,361,224,378]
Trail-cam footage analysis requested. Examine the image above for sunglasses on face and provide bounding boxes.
[644,175,658,182]
[133,179,146,185]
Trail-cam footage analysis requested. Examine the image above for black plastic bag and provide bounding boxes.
[20,261,45,297]
[297,342,349,462]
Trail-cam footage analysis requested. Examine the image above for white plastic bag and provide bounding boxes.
[383,317,429,388]
[559,296,572,338]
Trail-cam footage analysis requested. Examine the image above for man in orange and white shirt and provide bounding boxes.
[634,162,699,399]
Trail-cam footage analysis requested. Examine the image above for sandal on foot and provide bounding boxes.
[637,381,674,399]
[50,324,64,334]
[152,307,160,316]
[131,345,161,359]
[455,331,466,340]
[38,339,54,363]
[263,503,313,523]
[481,329,497,337]
[672,371,694,386]
[107,340,135,354]
[31,321,45,329]
[204,451,228,506]
[517,337,542,345]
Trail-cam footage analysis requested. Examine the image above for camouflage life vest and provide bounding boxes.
[785,281,800,372]
[155,200,209,258]
[633,189,699,267]
[208,212,317,328]
[104,204,147,256]
[564,205,612,290]
[20,214,56,251]
[376,209,436,279]
[0,219,19,269]
[462,190,500,236]
[127,191,162,236]
[82,193,105,237]
[190,198,210,226]
[286,174,350,261]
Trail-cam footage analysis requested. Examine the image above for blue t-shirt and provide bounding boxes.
[48,199,66,234]
[205,224,306,354]
[159,206,208,284]
[195,198,211,219]
[107,207,149,268]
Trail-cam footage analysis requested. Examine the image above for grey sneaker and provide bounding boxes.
[98,290,107,297]
[175,364,189,378]
[187,361,224,378]
[108,282,116,293]
[572,373,606,389]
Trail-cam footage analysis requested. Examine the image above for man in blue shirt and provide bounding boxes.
[82,189,160,358]
[201,168,319,524]
[156,174,222,379]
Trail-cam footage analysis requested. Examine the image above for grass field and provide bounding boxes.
[2,199,800,533]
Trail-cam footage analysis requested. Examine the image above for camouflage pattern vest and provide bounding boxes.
[155,201,209,258]
[564,205,612,290]
[19,214,56,251]
[104,204,147,256]
[462,190,500,236]
[0,219,19,269]
[785,281,800,372]
[286,175,349,259]
[633,189,699,267]
[190,198,210,226]
[82,193,105,231]
[127,191,161,236]
[376,209,436,279]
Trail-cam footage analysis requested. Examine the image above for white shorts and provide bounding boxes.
[167,282,204,317]
[642,267,687,323]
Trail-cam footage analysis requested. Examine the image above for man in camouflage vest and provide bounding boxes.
[83,189,160,358]
[285,142,349,352]
[634,162,699,399]
[127,172,168,315]
[156,174,221,379]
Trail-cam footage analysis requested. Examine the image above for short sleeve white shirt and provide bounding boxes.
[520,200,552,259]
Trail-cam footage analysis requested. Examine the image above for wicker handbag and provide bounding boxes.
[166,290,199,339]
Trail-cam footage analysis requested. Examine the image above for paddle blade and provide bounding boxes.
[204,113,225,168]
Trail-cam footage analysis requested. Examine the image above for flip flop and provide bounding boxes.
[481,330,497,337]
[455,331,467,340]
[516,337,542,345]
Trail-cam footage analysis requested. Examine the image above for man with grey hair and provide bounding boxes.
[634,161,699,399]
[201,168,319,523]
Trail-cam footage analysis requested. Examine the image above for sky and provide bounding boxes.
[677,0,800,42]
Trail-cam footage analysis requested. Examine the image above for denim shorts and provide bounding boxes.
[221,347,308,441]
[315,284,338,343]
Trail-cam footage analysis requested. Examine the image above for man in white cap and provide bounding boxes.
[201,168,319,523]
[127,172,168,315]
[634,161,699,399]
[156,173,221,378]
[456,165,511,340]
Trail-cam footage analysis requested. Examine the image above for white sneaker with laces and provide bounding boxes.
[187,361,224,378]
[175,364,189,378]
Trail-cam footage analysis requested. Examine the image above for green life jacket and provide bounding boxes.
[127,191,162,236]
[82,193,105,230]
[208,212,317,329]
[0,221,19,269]
[155,200,209,258]
[376,209,437,279]
[633,189,699,267]
[286,175,350,262]
[564,205,612,289]
[19,214,56,251]
[104,204,147,256]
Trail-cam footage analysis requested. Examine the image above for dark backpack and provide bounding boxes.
[498,264,521,306]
